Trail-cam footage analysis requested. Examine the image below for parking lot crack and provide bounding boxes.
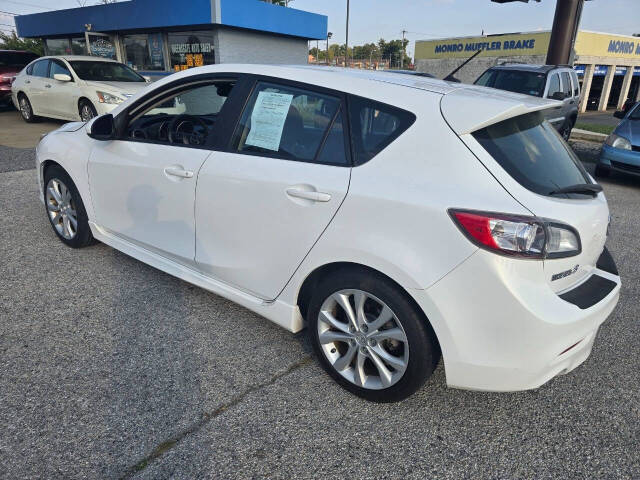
[119,355,313,479]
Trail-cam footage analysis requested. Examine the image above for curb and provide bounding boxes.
[570,128,608,143]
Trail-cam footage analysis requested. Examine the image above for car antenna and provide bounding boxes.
[443,49,483,83]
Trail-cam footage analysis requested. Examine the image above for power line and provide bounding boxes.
[1,0,53,11]
[0,10,18,16]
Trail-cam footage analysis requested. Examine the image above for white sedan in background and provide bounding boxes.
[11,55,149,123]
[35,65,621,402]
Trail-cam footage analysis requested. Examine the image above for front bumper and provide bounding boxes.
[413,248,620,392]
[599,144,640,176]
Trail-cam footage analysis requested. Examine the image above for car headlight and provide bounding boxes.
[96,91,124,104]
[605,133,632,151]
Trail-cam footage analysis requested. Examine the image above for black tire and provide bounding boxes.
[595,164,611,178]
[78,99,98,122]
[561,118,574,141]
[43,165,96,248]
[307,268,440,403]
[18,93,38,123]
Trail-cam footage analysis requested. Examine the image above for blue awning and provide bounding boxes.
[15,0,327,40]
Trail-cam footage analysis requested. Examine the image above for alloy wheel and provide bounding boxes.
[317,289,409,390]
[46,178,78,240]
[19,97,31,120]
[80,105,95,122]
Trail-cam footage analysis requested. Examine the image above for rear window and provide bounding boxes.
[348,95,415,165]
[0,51,39,67]
[475,69,546,97]
[473,112,590,197]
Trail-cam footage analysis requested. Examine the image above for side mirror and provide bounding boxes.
[550,91,566,101]
[53,73,72,82]
[613,110,625,119]
[88,114,115,140]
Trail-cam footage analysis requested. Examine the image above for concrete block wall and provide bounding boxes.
[216,27,309,65]
[416,55,547,84]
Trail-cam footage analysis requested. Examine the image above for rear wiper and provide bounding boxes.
[549,183,603,197]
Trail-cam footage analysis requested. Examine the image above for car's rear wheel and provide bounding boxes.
[79,99,97,122]
[561,118,575,141]
[18,94,38,123]
[307,269,440,402]
[44,165,95,248]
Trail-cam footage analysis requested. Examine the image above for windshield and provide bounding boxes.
[0,51,39,68]
[68,61,145,82]
[475,69,547,97]
[628,103,640,120]
[473,112,591,197]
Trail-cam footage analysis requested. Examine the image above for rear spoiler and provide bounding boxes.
[440,86,560,135]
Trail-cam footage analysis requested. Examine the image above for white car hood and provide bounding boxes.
[441,85,560,135]
[84,80,148,96]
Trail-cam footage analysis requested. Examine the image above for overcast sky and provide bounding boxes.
[1,0,639,57]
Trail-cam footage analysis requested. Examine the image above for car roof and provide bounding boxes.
[0,49,34,54]
[486,63,571,73]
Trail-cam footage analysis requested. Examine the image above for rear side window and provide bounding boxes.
[233,81,346,165]
[475,69,546,97]
[547,73,561,98]
[561,72,572,97]
[571,71,580,97]
[348,95,415,165]
[473,112,590,197]
[49,60,72,79]
[0,51,38,67]
[31,60,49,77]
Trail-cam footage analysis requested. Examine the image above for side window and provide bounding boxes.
[232,82,344,164]
[561,72,572,97]
[49,60,73,80]
[571,71,580,97]
[547,73,561,98]
[26,63,34,75]
[31,60,49,78]
[348,95,416,165]
[126,80,235,147]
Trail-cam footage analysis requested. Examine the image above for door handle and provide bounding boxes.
[286,188,331,203]
[25,80,31,84]
[164,166,194,179]
[45,84,52,88]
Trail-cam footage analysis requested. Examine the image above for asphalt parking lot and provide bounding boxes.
[1,112,639,479]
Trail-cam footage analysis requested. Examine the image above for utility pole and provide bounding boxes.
[326,31,332,66]
[546,0,585,65]
[401,29,407,69]
[345,0,350,67]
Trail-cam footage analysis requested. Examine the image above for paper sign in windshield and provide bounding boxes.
[245,91,294,152]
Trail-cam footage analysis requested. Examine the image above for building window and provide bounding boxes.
[168,31,215,71]
[45,39,71,55]
[123,33,166,71]
[71,37,87,55]
[87,34,117,60]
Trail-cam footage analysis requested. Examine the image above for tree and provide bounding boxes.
[0,31,44,56]
[377,38,411,68]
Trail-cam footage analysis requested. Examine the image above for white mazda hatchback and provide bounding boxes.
[35,65,621,402]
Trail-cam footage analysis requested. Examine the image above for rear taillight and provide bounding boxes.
[449,209,581,259]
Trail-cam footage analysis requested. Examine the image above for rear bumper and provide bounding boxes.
[599,144,640,176]
[414,248,620,392]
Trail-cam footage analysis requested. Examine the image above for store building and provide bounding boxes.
[415,30,640,112]
[14,0,326,78]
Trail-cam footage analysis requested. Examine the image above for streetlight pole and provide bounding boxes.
[326,31,333,66]
[401,29,407,69]
[345,0,350,67]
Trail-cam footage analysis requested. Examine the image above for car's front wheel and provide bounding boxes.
[18,94,38,123]
[44,165,95,248]
[79,99,98,122]
[595,164,611,178]
[307,269,440,402]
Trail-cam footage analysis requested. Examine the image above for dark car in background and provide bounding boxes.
[475,63,580,140]
[0,50,40,106]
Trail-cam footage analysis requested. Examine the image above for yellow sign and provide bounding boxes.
[575,31,640,59]
[415,32,551,60]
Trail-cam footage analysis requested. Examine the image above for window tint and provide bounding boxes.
[31,60,49,78]
[316,109,348,166]
[473,112,591,197]
[49,60,72,79]
[571,71,580,96]
[348,95,416,165]
[561,72,572,97]
[233,82,341,163]
[547,73,561,98]
[475,69,546,97]
[127,81,235,147]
